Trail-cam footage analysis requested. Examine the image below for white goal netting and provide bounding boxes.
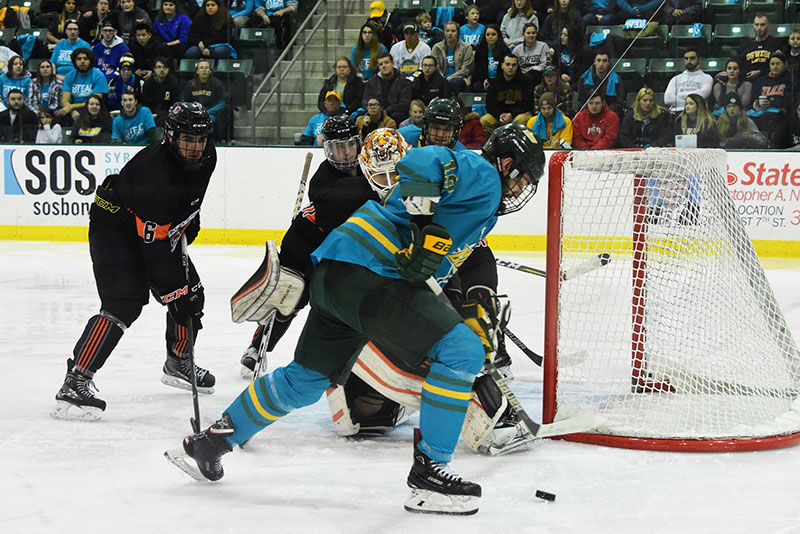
[547,149,800,445]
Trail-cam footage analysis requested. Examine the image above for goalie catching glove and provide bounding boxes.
[395,222,452,282]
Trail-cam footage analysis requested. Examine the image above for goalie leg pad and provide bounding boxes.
[461,374,530,455]
[350,342,426,411]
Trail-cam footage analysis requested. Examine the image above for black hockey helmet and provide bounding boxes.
[321,114,362,172]
[482,124,545,216]
[422,97,463,148]
[163,102,213,166]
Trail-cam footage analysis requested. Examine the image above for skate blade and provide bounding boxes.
[164,448,208,482]
[50,401,103,421]
[403,488,479,515]
[160,374,215,394]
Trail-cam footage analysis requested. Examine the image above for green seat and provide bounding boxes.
[216,58,254,109]
[10,0,41,9]
[62,127,73,144]
[668,24,713,56]
[700,57,727,74]
[434,0,464,7]
[26,56,42,72]
[705,0,745,25]
[586,25,625,38]
[622,25,668,59]
[744,0,784,21]
[177,58,215,82]
[626,91,665,109]
[713,24,750,56]
[236,27,275,75]
[647,57,681,88]
[458,92,486,111]
[771,22,792,39]
[16,27,48,43]
[0,29,15,45]
[613,58,646,88]
[394,0,433,15]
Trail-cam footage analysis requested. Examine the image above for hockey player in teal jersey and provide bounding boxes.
[165,124,544,516]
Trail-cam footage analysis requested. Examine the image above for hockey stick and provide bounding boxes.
[424,277,596,439]
[496,253,612,281]
[180,234,201,434]
[251,151,314,381]
[502,326,588,368]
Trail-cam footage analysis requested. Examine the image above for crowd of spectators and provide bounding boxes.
[301,0,800,151]
[2,0,800,149]
[0,0,297,144]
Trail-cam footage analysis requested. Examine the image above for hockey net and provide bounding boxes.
[544,149,800,451]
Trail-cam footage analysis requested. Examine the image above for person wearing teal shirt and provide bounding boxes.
[111,88,157,144]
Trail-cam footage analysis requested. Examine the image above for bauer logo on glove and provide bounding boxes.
[395,223,452,282]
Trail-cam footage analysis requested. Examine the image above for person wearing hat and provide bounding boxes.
[750,49,797,148]
[717,91,767,149]
[664,47,712,114]
[526,91,572,148]
[92,20,131,81]
[365,1,396,51]
[431,21,474,96]
[300,89,347,146]
[107,53,142,111]
[50,19,92,78]
[533,63,573,117]
[252,0,297,52]
[390,21,432,81]
[79,0,118,45]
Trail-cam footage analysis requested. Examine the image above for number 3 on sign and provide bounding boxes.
[791,211,800,226]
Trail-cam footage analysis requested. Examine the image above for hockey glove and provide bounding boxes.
[458,300,497,361]
[394,222,452,282]
[160,284,205,329]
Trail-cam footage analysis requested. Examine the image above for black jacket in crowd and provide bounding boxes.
[317,71,365,114]
[0,105,40,143]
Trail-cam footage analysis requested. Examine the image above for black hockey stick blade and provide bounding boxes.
[502,326,543,366]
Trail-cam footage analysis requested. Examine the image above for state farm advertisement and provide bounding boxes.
[726,152,800,241]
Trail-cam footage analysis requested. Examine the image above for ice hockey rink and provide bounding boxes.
[4,240,800,534]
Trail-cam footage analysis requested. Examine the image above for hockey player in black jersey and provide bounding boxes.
[52,102,217,421]
[238,114,389,376]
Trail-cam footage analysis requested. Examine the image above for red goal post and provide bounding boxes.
[543,149,800,452]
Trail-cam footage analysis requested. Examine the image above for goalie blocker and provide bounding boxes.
[230,240,305,325]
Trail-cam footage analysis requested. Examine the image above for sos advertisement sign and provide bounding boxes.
[2,145,140,220]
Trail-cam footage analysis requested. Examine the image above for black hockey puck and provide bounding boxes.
[535,490,556,501]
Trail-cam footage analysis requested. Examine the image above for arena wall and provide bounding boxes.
[1,145,799,256]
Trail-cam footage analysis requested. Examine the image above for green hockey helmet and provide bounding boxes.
[482,124,545,215]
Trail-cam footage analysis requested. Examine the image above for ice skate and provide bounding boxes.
[161,353,215,394]
[240,346,257,378]
[404,428,481,515]
[165,414,234,482]
[51,359,106,421]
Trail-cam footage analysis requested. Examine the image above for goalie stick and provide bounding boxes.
[251,152,314,381]
[424,277,596,440]
[496,253,611,281]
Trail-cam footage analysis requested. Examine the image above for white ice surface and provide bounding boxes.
[4,242,800,534]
